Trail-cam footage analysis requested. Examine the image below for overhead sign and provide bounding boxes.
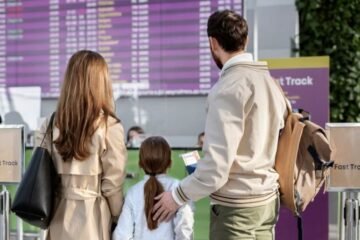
[326,123,360,190]
[0,125,24,184]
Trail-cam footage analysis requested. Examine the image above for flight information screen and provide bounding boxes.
[0,0,243,97]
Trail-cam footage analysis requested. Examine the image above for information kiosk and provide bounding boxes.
[326,123,360,240]
[0,125,24,240]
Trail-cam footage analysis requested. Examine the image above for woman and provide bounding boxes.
[37,50,127,240]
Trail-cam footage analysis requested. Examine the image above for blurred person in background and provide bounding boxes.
[197,132,205,148]
[126,125,145,147]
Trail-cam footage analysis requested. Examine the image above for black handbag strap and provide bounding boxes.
[40,112,56,148]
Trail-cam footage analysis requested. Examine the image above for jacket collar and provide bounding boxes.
[221,53,254,74]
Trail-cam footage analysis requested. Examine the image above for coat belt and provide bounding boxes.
[58,187,108,239]
[58,187,101,200]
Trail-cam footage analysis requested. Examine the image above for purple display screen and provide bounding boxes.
[0,0,243,97]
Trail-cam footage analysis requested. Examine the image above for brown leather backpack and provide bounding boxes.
[275,109,334,215]
[274,84,334,240]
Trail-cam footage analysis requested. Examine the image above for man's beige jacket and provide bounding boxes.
[173,55,287,207]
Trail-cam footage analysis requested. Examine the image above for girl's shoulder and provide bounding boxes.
[159,175,180,191]
[125,175,180,198]
[127,179,147,195]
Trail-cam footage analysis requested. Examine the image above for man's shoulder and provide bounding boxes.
[222,62,272,88]
[225,61,269,77]
[214,70,254,97]
[226,61,268,71]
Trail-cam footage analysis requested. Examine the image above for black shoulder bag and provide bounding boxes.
[11,113,58,229]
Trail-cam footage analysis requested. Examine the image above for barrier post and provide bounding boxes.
[16,217,23,240]
[344,192,359,240]
[0,185,10,240]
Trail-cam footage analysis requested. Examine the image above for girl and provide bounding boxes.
[113,136,194,240]
[37,50,127,240]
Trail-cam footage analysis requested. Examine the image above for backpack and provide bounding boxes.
[274,91,334,239]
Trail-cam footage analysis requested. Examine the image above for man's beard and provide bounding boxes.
[211,49,223,70]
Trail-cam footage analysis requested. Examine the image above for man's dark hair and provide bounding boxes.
[207,10,248,53]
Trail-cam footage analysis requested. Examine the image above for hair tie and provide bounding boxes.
[149,173,156,177]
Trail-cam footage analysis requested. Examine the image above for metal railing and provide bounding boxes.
[0,186,10,240]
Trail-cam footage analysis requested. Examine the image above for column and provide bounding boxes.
[85,0,97,51]
[199,0,211,91]
[217,0,232,10]
[65,6,78,60]
[233,0,243,15]
[0,0,5,88]
[97,0,123,83]
[137,0,149,88]
[131,0,149,89]
[49,0,60,95]
[78,5,86,50]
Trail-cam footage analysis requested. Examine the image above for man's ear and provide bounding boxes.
[209,37,219,52]
[245,36,249,50]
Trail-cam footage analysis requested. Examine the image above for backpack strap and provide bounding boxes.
[273,79,305,240]
[307,145,334,170]
[272,78,292,118]
[308,145,325,171]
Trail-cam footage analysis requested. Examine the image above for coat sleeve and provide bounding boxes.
[112,193,134,240]
[101,121,127,220]
[173,203,194,240]
[173,82,252,204]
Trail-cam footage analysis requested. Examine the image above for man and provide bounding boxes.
[153,10,287,239]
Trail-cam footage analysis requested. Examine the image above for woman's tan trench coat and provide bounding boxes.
[37,116,127,240]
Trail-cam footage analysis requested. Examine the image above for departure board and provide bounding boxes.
[0,0,243,97]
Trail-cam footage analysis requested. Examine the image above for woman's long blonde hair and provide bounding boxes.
[54,50,118,161]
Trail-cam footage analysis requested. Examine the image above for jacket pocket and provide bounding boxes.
[211,205,220,217]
